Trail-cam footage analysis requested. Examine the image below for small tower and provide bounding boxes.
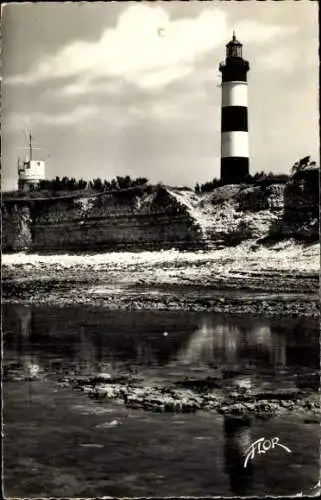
[219,32,250,184]
[17,133,45,191]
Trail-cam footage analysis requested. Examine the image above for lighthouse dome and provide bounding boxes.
[226,32,243,58]
[227,31,242,46]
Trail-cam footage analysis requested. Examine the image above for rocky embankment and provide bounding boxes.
[2,165,319,252]
[4,365,320,421]
[2,185,204,253]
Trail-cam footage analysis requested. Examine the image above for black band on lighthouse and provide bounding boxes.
[219,59,249,83]
[221,106,248,133]
[221,68,248,83]
[221,157,249,184]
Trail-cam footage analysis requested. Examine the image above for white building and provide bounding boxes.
[18,159,46,191]
[17,133,46,191]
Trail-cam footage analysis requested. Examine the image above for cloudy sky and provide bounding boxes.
[2,1,319,191]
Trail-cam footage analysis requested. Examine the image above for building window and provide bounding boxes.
[228,45,242,58]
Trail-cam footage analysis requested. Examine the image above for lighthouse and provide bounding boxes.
[219,32,250,184]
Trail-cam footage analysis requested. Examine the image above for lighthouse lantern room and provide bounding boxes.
[219,32,250,184]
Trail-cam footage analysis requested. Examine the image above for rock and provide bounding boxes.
[243,402,256,412]
[96,373,112,381]
[254,401,276,417]
[304,417,320,424]
[254,389,302,401]
[95,419,119,429]
[126,400,143,410]
[79,443,104,448]
[219,403,246,417]
[164,400,177,412]
[82,385,93,394]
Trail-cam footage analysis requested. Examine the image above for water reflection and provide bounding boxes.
[174,319,318,373]
[12,306,41,381]
[15,305,32,338]
[3,304,319,382]
[176,321,239,366]
[3,304,320,497]
[223,417,254,496]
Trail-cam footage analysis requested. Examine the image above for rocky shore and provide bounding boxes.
[70,376,320,420]
[5,363,320,422]
[2,282,318,317]
[2,242,319,317]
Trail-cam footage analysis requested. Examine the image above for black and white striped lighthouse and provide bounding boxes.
[219,32,250,184]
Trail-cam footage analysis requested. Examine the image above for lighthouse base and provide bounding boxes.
[221,157,249,185]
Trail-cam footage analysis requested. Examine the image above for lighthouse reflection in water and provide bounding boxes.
[5,304,317,380]
[3,304,319,497]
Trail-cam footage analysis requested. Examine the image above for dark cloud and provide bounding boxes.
[2,2,123,76]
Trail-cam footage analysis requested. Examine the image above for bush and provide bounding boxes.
[195,171,291,193]
[35,175,150,195]
[155,183,168,200]
[251,172,289,186]
[197,178,223,193]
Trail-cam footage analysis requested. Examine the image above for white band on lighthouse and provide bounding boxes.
[221,131,249,158]
[222,81,248,108]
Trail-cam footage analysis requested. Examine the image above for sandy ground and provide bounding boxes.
[2,241,319,316]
